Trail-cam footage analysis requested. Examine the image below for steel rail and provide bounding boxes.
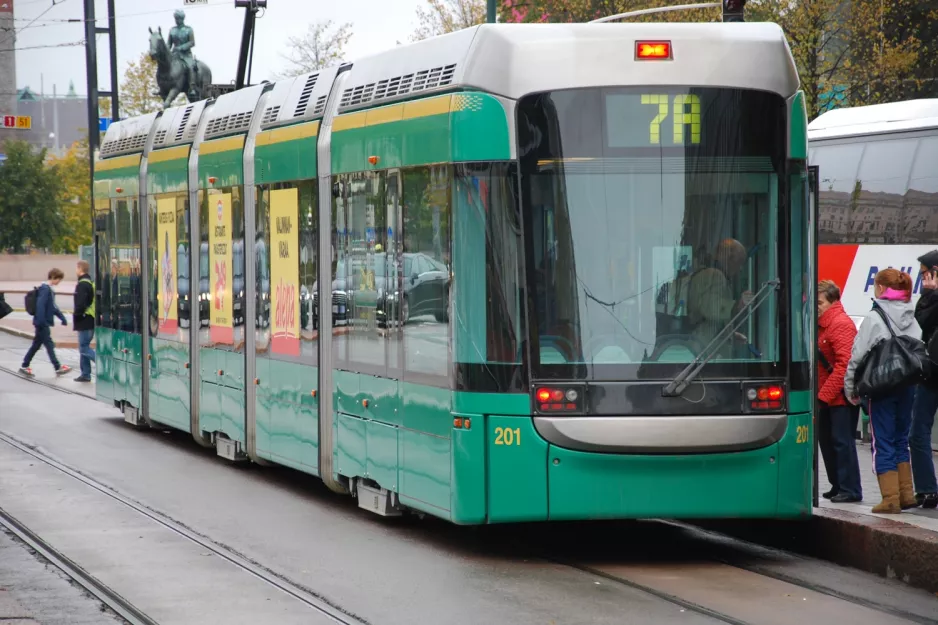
[0,431,367,625]
[0,505,158,625]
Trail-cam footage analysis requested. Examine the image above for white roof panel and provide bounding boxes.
[808,99,938,140]
[338,23,799,114]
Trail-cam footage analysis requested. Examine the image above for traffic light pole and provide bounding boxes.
[487,0,496,23]
[83,0,120,153]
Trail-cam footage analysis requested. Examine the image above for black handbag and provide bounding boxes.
[855,303,929,399]
[0,293,11,320]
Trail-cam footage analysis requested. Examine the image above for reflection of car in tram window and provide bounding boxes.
[177,244,190,325]
[233,239,245,327]
[255,238,270,328]
[198,241,209,326]
[312,258,350,328]
[373,253,450,326]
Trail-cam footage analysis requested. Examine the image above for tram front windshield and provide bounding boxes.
[519,87,788,382]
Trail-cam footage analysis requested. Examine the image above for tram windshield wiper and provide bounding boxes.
[662,279,781,398]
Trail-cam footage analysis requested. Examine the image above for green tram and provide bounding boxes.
[92,23,815,523]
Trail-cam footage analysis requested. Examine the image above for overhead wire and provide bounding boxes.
[0,0,71,47]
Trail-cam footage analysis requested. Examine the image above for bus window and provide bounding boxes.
[904,136,938,244]
[852,138,917,244]
[814,143,864,244]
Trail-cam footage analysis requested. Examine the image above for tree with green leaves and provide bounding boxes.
[47,140,92,254]
[100,52,172,119]
[412,0,486,41]
[280,20,353,76]
[0,140,67,253]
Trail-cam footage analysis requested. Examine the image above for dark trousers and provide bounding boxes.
[22,325,61,370]
[868,386,915,475]
[818,401,863,498]
[910,385,938,494]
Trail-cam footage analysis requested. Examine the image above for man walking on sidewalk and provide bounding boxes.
[19,268,71,377]
[73,260,96,382]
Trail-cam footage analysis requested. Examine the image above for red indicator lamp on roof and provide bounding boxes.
[636,41,672,60]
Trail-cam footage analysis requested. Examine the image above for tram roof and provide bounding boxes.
[808,99,938,141]
[336,23,800,115]
[99,22,800,161]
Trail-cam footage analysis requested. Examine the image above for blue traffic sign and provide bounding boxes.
[99,117,113,132]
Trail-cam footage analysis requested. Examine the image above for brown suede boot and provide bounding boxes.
[872,471,901,514]
[897,462,918,509]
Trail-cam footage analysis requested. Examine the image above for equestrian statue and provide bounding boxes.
[150,10,213,108]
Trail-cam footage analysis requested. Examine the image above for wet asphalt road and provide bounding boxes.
[0,369,936,625]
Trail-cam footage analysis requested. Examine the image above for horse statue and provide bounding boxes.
[148,26,212,109]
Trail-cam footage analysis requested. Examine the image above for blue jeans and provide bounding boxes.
[78,329,95,378]
[867,386,915,475]
[22,325,60,370]
[910,385,938,494]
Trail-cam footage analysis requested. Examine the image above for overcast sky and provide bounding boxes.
[13,0,428,96]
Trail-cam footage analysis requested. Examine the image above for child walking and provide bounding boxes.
[19,268,72,377]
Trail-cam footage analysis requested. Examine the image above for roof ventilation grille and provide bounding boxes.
[293,72,320,118]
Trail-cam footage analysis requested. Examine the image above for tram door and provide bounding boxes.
[386,171,404,370]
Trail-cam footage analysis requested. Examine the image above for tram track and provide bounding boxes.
[523,521,938,625]
[3,370,936,625]
[0,505,154,625]
[0,430,368,625]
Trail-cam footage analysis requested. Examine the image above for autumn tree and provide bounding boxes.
[499,1,924,119]
[412,0,486,41]
[0,141,66,253]
[281,20,353,76]
[100,52,175,119]
[47,140,92,254]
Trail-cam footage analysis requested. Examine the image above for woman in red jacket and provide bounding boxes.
[817,280,863,503]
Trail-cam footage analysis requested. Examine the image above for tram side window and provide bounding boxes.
[344,171,388,376]
[789,169,811,389]
[200,186,245,352]
[151,193,190,342]
[255,187,271,356]
[260,180,319,366]
[450,162,524,391]
[111,198,139,333]
[903,136,938,244]
[402,166,452,383]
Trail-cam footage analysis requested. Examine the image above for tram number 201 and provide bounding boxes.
[796,425,810,444]
[494,427,521,446]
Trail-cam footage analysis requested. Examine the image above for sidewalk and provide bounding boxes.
[0,313,87,349]
[0,281,76,313]
[0,332,92,396]
[820,440,938,533]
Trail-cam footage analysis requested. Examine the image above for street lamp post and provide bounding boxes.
[487,0,496,23]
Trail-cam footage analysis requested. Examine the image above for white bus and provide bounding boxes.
[808,99,938,325]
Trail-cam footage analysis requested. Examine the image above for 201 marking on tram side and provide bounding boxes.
[494,427,521,446]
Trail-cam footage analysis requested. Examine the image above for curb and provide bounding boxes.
[0,324,79,349]
[697,507,938,594]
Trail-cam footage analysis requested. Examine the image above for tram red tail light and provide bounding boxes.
[533,386,584,414]
[745,383,785,411]
[636,41,672,60]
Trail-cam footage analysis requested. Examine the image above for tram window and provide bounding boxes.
[201,186,245,352]
[519,87,784,380]
[401,166,452,383]
[790,169,811,389]
[152,193,190,342]
[344,171,388,376]
[452,163,523,376]
[332,179,349,366]
[255,187,271,356]
[902,135,938,243]
[260,180,319,366]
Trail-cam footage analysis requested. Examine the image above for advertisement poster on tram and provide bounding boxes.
[270,188,300,356]
[156,198,178,334]
[209,193,234,344]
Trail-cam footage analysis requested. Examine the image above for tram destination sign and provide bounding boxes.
[1,115,31,130]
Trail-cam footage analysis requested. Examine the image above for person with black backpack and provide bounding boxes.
[816,280,862,503]
[911,252,938,509]
[844,269,925,514]
[18,268,72,378]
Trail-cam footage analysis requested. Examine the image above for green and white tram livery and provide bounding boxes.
[92,23,814,523]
